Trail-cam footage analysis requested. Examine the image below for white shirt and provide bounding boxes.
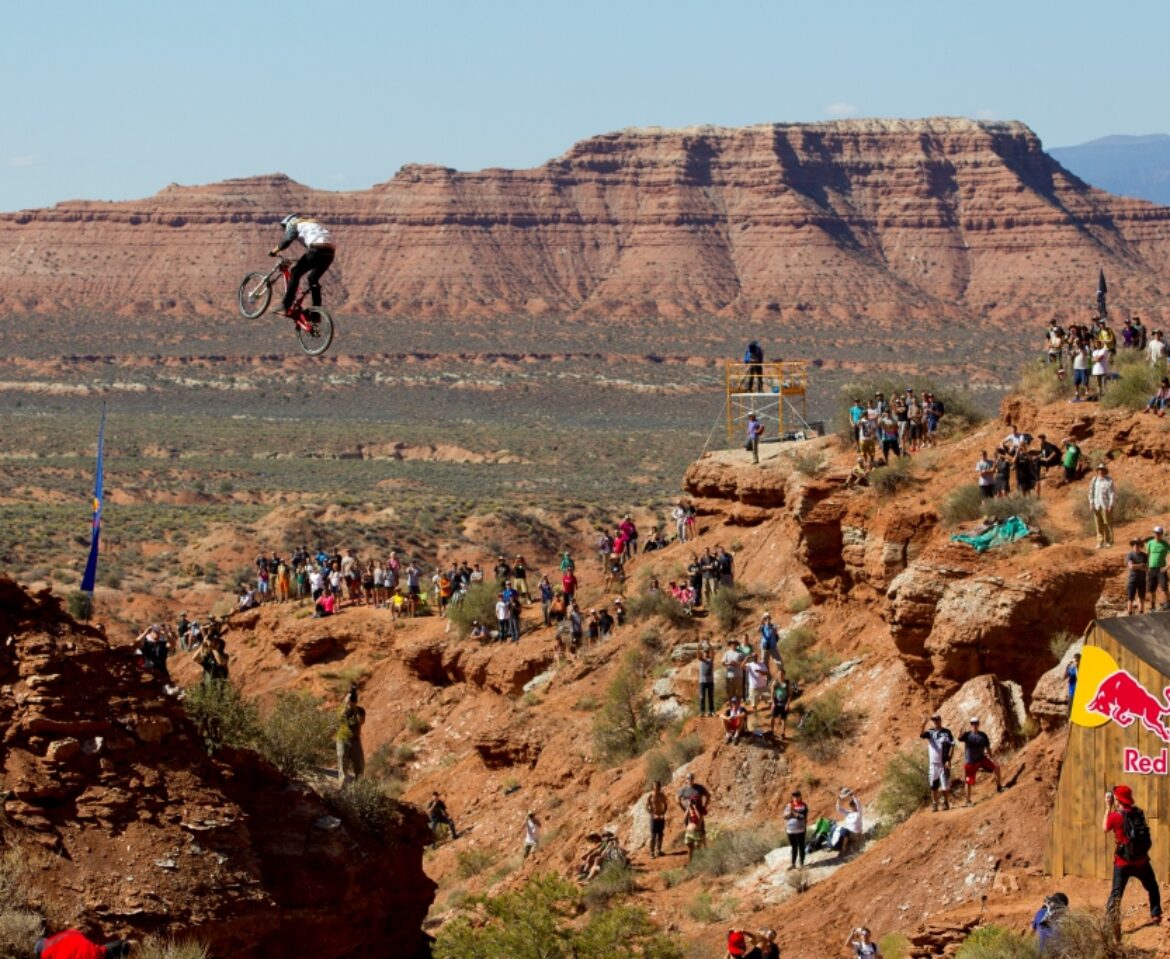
[295,219,333,248]
[1150,340,1167,365]
[976,458,994,486]
[524,818,540,845]
[1073,347,1089,371]
[745,660,770,692]
[1088,474,1115,510]
[495,600,508,620]
[1091,348,1110,377]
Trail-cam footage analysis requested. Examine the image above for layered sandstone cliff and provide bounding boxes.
[0,579,434,959]
[3,118,1170,322]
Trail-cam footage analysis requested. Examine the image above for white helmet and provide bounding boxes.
[280,213,301,228]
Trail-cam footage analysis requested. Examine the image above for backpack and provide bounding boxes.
[1119,806,1152,861]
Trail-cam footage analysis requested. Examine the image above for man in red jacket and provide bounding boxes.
[1104,784,1162,934]
[35,931,134,959]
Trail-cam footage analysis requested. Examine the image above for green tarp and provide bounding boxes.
[950,515,1031,553]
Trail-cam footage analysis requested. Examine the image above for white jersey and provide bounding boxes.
[296,219,333,248]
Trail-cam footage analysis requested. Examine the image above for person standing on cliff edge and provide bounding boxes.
[269,213,336,314]
[742,340,764,392]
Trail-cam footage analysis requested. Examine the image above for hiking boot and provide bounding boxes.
[942,800,950,811]
[931,802,938,812]
[997,786,1003,793]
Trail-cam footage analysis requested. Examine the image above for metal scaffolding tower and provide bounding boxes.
[724,360,811,446]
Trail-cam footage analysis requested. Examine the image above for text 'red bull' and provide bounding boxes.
[1087,669,1170,743]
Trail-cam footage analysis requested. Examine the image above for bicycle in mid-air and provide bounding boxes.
[237,257,335,356]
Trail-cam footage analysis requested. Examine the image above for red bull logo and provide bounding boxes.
[1086,669,1170,742]
[1071,646,1170,776]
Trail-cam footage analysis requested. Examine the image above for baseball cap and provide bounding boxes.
[1156,526,1165,534]
[969,717,980,724]
[930,712,941,719]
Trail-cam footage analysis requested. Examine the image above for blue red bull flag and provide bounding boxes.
[79,405,107,594]
[1071,644,1170,774]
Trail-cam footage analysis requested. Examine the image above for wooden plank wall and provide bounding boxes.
[1049,628,1170,879]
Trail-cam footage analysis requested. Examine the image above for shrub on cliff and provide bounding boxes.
[708,584,750,631]
[794,691,860,761]
[687,826,783,876]
[953,925,1036,958]
[326,777,405,842]
[0,848,43,959]
[778,626,834,686]
[259,691,335,779]
[626,591,693,629]
[875,747,932,824]
[941,487,1047,527]
[64,590,93,622]
[867,458,916,496]
[593,650,662,764]
[434,874,682,959]
[1101,349,1162,412]
[446,582,500,638]
[184,680,261,754]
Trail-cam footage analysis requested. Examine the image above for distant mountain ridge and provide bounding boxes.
[1051,134,1170,206]
[3,117,1170,325]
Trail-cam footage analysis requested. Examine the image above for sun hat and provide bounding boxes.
[1114,784,1135,806]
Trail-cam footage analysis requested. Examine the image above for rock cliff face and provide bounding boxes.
[4,118,1170,321]
[0,579,434,959]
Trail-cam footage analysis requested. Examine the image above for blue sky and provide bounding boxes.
[3,0,1168,211]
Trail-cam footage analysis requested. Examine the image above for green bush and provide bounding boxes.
[791,450,826,477]
[456,847,497,879]
[941,487,1047,527]
[954,925,1035,959]
[668,733,704,768]
[593,651,662,765]
[581,861,636,910]
[795,691,860,761]
[1017,358,1073,404]
[184,680,261,754]
[446,582,500,638]
[434,874,682,959]
[875,747,931,825]
[685,889,726,923]
[65,590,93,622]
[687,827,784,876]
[1101,350,1162,411]
[138,938,210,959]
[406,712,432,735]
[326,777,404,841]
[878,933,913,959]
[708,585,750,631]
[778,627,833,686]
[1038,909,1141,958]
[259,691,335,779]
[643,750,673,786]
[868,458,916,496]
[626,591,693,629]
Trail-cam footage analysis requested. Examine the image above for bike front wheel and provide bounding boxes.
[238,272,272,318]
[297,307,334,356]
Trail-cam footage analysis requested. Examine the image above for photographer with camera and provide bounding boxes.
[844,926,880,957]
[1103,784,1161,934]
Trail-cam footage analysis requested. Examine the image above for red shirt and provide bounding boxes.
[1106,809,1149,867]
[562,573,577,594]
[40,931,107,959]
[727,930,747,956]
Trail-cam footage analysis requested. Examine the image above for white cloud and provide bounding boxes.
[824,102,859,119]
[3,155,37,168]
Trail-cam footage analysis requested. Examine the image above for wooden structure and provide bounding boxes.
[724,360,810,446]
[1049,613,1170,879]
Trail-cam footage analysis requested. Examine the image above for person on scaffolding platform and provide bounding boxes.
[743,341,764,392]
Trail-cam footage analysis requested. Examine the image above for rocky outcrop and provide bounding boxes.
[5,119,1170,322]
[0,579,434,959]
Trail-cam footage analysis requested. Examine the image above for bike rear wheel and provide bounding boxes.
[297,307,334,356]
[238,272,272,318]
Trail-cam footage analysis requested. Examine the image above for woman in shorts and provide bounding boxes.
[683,799,705,863]
[1127,538,1148,615]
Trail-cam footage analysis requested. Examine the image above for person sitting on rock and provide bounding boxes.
[314,590,335,618]
[469,619,490,642]
[35,930,134,959]
[721,696,747,744]
[835,788,864,858]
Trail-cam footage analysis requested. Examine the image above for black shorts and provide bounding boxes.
[650,817,665,838]
[1147,568,1168,593]
[979,484,995,499]
[409,584,421,596]
[1129,572,1148,601]
[771,702,789,719]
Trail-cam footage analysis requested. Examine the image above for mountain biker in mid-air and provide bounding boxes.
[268,214,335,315]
